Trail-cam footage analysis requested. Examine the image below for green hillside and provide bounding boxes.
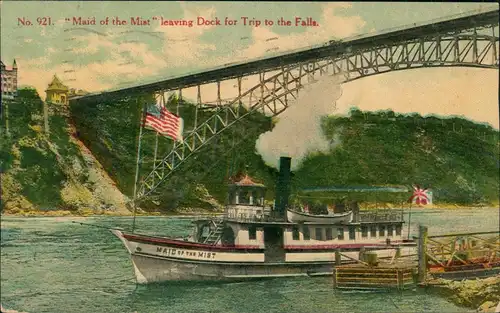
[70,93,275,211]
[296,110,499,205]
[1,88,130,215]
[1,89,498,214]
[70,92,499,211]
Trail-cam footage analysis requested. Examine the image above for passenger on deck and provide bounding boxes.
[349,201,360,221]
[239,191,250,204]
[334,201,346,213]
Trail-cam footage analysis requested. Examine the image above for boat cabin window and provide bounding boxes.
[396,224,402,236]
[303,226,310,240]
[370,226,377,237]
[252,190,262,205]
[315,228,323,241]
[221,227,236,246]
[361,226,368,238]
[248,226,257,240]
[325,228,333,240]
[292,226,300,240]
[387,225,393,237]
[240,191,250,205]
[337,227,344,240]
[228,190,236,204]
[348,226,356,240]
[231,188,264,206]
[379,225,386,237]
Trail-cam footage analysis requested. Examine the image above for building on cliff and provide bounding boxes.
[1,59,18,100]
[68,88,90,98]
[45,75,69,105]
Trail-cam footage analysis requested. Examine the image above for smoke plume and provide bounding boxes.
[255,74,344,170]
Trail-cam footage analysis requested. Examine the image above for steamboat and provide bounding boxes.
[113,156,417,283]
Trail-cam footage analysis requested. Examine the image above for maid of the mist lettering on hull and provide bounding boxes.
[156,247,216,259]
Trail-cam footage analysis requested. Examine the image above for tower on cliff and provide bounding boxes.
[1,59,18,136]
[45,75,69,105]
[1,59,18,100]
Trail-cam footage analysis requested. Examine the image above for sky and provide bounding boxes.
[1,1,499,128]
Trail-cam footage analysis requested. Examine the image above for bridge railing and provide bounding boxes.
[340,5,499,44]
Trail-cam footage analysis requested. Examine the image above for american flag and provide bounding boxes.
[409,185,430,205]
[144,105,184,142]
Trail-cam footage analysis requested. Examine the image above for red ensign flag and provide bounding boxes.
[409,185,429,205]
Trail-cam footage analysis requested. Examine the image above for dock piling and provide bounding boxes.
[335,249,341,265]
[397,269,404,290]
[417,225,428,284]
[359,247,366,261]
[333,268,337,288]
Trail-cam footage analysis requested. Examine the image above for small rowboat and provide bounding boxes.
[286,209,353,224]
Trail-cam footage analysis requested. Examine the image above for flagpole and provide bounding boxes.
[407,193,413,241]
[153,93,164,166]
[132,97,146,233]
[171,90,181,166]
[153,132,159,164]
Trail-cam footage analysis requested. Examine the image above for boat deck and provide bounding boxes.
[196,209,406,225]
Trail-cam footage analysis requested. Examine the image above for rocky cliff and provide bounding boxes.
[1,88,130,215]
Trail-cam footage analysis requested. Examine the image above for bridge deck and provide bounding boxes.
[71,7,499,104]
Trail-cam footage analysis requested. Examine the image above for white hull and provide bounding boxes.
[129,254,335,283]
[112,230,416,284]
[287,209,353,224]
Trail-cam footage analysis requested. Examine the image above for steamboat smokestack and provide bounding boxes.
[274,156,291,220]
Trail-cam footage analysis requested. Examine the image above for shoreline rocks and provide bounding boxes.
[428,276,500,312]
[478,301,500,313]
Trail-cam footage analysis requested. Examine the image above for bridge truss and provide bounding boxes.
[71,9,499,201]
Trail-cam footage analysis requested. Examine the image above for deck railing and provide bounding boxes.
[195,208,406,224]
[358,209,404,222]
[223,211,286,223]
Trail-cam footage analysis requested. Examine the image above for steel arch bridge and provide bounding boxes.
[70,7,499,200]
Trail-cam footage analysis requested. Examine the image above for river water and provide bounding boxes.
[1,208,498,313]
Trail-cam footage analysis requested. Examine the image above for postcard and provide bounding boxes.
[1,2,499,313]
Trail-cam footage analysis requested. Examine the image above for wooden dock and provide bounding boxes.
[333,261,417,290]
[418,227,500,282]
[332,227,499,291]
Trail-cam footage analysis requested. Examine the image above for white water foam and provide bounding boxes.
[1,304,29,313]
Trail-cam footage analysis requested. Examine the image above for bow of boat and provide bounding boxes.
[111,229,135,254]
